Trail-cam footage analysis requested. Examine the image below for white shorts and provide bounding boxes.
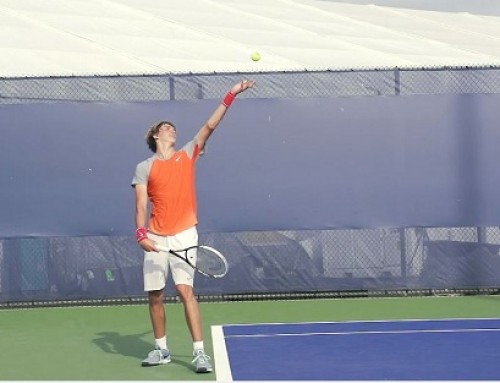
[143,226,198,291]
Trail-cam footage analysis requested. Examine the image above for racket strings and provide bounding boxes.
[194,248,227,277]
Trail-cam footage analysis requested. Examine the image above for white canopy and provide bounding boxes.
[1,0,500,77]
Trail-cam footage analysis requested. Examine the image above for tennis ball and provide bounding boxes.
[251,51,261,61]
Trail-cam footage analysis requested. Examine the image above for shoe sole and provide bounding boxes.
[141,358,171,367]
[195,367,213,373]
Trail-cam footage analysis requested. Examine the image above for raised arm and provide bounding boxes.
[195,80,255,150]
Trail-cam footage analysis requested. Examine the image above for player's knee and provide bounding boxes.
[148,290,164,306]
[176,284,195,302]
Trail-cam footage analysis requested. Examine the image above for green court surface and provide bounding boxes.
[0,295,499,380]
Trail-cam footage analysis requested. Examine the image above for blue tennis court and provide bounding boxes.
[212,318,500,380]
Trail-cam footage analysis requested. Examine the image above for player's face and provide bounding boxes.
[158,124,176,143]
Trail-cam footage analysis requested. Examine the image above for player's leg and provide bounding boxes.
[176,283,203,341]
[141,234,171,367]
[148,289,167,342]
[170,227,213,373]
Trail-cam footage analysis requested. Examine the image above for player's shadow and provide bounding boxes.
[92,331,193,369]
[93,330,152,360]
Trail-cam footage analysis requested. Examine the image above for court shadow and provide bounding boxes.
[170,354,195,370]
[92,330,152,360]
[93,331,198,370]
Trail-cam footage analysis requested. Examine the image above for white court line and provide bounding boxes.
[224,327,500,338]
[211,325,233,382]
[221,317,500,327]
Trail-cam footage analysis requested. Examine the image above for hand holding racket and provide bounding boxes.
[156,244,228,278]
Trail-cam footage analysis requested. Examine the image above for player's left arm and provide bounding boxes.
[195,80,255,151]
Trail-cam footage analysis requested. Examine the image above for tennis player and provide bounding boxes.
[131,80,255,373]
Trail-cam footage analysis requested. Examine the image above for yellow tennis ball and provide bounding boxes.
[251,52,261,61]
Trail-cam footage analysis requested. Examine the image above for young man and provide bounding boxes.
[131,80,255,373]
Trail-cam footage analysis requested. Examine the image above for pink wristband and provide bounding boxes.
[136,227,148,242]
[222,92,236,107]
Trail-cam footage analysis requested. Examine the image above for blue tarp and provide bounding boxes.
[1,93,500,238]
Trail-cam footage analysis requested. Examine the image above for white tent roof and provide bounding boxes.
[1,0,500,77]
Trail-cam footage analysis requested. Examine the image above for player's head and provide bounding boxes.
[146,121,177,152]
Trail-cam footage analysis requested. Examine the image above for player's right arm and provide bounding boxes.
[134,184,158,252]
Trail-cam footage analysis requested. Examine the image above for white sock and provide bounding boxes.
[155,336,168,350]
[193,340,204,354]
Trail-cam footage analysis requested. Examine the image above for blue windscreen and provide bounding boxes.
[1,93,500,238]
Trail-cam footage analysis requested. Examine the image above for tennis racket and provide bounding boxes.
[156,244,228,278]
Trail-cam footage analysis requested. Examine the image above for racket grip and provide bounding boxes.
[135,227,148,242]
[222,91,236,107]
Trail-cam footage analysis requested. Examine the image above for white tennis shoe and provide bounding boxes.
[141,347,171,366]
[192,349,213,373]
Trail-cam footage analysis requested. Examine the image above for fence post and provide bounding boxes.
[398,228,407,284]
[169,75,175,100]
[477,227,487,243]
[394,68,401,95]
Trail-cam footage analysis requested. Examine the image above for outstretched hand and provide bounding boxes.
[231,80,255,95]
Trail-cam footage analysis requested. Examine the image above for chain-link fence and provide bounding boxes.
[1,66,500,306]
[1,226,500,307]
[2,65,500,104]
